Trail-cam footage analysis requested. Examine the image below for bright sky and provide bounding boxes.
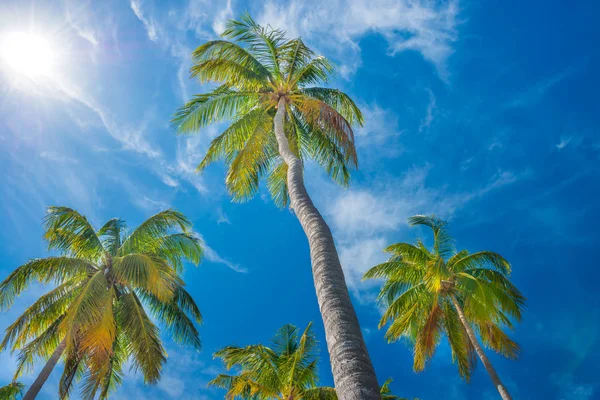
[0,0,599,399]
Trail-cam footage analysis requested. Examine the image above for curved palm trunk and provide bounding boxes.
[449,294,512,400]
[23,339,66,400]
[273,98,381,399]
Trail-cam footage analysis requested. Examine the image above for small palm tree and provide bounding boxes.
[0,382,24,399]
[379,378,418,400]
[174,13,380,398]
[0,207,203,399]
[363,215,525,400]
[210,324,411,400]
[209,323,337,400]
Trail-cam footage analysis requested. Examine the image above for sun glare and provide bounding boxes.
[1,32,55,78]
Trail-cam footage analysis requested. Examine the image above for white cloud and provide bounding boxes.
[556,136,572,149]
[65,4,99,47]
[257,0,459,78]
[194,232,247,273]
[419,88,437,132]
[216,207,231,225]
[130,0,159,42]
[212,0,233,35]
[314,165,527,298]
[356,104,403,152]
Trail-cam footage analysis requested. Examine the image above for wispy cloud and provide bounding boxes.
[556,136,573,149]
[312,165,528,298]
[506,64,584,110]
[419,88,437,132]
[216,207,231,225]
[257,0,459,78]
[130,0,159,42]
[194,232,246,273]
[65,6,99,47]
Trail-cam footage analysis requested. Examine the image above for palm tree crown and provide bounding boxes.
[0,207,203,399]
[363,215,525,381]
[209,323,336,400]
[0,382,24,399]
[173,12,362,207]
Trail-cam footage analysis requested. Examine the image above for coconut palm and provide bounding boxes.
[0,207,203,399]
[0,382,24,399]
[209,323,336,399]
[363,215,525,400]
[210,324,412,400]
[173,13,379,398]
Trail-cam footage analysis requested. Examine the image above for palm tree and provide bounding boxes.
[210,323,337,399]
[363,215,525,400]
[0,382,24,399]
[0,207,203,399]
[210,324,412,400]
[173,13,379,398]
[379,379,418,400]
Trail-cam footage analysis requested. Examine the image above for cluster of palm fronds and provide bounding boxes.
[172,13,362,208]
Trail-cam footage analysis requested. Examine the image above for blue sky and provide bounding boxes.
[0,0,599,399]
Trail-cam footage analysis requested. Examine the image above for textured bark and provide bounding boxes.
[450,294,512,400]
[273,97,381,399]
[23,339,66,400]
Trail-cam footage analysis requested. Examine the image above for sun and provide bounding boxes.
[1,32,55,79]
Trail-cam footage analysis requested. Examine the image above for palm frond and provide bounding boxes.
[118,209,191,256]
[118,293,166,384]
[152,233,203,273]
[14,318,63,379]
[408,215,455,258]
[443,302,476,381]
[302,386,338,400]
[0,257,92,311]
[1,280,82,351]
[196,108,272,172]
[112,254,178,302]
[43,206,104,259]
[266,160,289,208]
[173,86,262,135]
[136,288,202,350]
[97,218,127,256]
[222,12,286,79]
[225,114,274,202]
[300,87,363,126]
[289,56,334,87]
[451,251,511,275]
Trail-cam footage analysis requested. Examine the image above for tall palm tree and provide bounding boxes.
[0,382,24,399]
[363,215,525,400]
[173,14,380,398]
[0,207,203,399]
[210,323,337,399]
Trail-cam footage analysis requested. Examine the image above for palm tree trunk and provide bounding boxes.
[449,294,512,400]
[273,97,381,399]
[23,339,66,400]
